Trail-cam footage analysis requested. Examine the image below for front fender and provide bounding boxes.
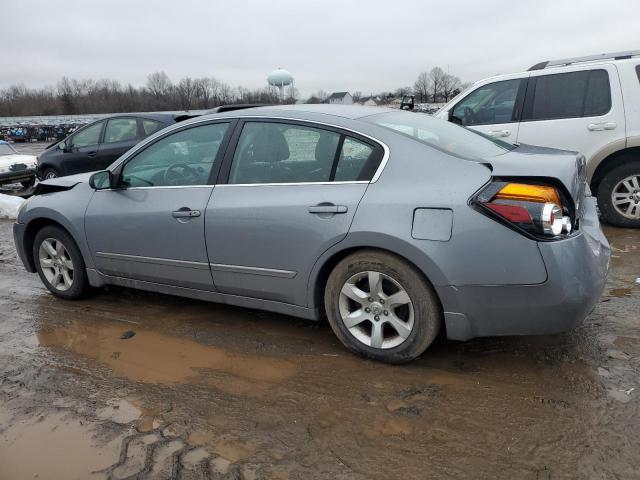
[19,185,95,270]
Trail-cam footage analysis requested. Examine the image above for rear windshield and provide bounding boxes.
[362,111,514,159]
[0,143,15,155]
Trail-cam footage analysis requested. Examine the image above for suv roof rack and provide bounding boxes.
[528,50,640,71]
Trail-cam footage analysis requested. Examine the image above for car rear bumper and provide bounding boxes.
[440,197,610,340]
[13,221,35,273]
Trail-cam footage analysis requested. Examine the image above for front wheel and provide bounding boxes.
[41,168,58,180]
[324,250,441,363]
[33,226,89,299]
[597,160,640,227]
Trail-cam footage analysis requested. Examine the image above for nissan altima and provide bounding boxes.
[12,105,610,363]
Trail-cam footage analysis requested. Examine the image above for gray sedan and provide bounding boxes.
[13,105,610,363]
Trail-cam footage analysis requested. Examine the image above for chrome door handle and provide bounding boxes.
[172,208,201,218]
[308,204,348,214]
[487,130,510,138]
[588,122,617,131]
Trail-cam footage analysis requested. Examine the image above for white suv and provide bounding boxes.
[435,50,640,227]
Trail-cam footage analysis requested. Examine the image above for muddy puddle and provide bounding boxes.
[38,320,298,396]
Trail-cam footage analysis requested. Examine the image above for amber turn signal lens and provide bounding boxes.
[495,183,562,208]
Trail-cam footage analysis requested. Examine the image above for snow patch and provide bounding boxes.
[0,193,25,219]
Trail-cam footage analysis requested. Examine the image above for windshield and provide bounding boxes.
[362,111,515,159]
[0,143,16,156]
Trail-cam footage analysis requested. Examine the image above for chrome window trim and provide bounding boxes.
[111,115,390,184]
[95,185,212,192]
[217,181,368,187]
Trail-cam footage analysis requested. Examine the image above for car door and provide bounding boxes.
[63,120,105,175]
[446,73,529,142]
[85,121,233,290]
[97,117,141,169]
[205,119,385,306]
[516,65,626,162]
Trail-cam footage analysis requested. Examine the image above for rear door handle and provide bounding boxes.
[487,130,511,138]
[588,122,617,131]
[172,208,201,218]
[308,204,348,214]
[87,151,98,158]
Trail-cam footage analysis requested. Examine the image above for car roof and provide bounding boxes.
[200,104,395,122]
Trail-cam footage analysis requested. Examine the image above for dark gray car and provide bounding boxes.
[36,113,180,180]
[13,105,610,363]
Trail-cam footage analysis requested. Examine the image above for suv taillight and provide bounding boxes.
[474,181,573,239]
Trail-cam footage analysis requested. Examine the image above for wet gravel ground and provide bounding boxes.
[0,143,639,479]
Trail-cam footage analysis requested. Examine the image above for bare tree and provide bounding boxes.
[413,72,430,103]
[441,73,461,103]
[145,72,172,109]
[428,67,446,102]
[176,77,197,110]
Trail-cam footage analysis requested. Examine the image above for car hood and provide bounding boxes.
[0,154,37,168]
[34,172,94,195]
[485,143,587,206]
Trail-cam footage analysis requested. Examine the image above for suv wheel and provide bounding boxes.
[41,168,58,180]
[325,250,441,363]
[597,160,640,227]
[33,226,89,299]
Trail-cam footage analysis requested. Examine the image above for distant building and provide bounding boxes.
[325,92,353,105]
[358,96,382,106]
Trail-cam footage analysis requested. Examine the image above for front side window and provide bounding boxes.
[71,121,104,148]
[365,111,513,159]
[104,118,138,144]
[523,69,611,121]
[121,123,228,187]
[451,79,522,126]
[229,122,340,184]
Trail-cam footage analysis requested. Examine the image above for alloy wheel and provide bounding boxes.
[611,174,640,219]
[45,171,57,180]
[38,238,74,291]
[338,271,414,349]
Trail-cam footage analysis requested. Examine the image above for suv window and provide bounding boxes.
[121,123,228,188]
[142,119,166,136]
[451,79,523,126]
[229,122,340,184]
[104,118,138,144]
[71,121,104,148]
[636,65,640,83]
[523,69,611,121]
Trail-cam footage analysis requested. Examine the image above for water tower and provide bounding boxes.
[267,68,294,103]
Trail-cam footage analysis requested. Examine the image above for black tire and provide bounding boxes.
[324,250,441,364]
[41,168,58,180]
[20,178,35,189]
[33,225,89,299]
[597,160,640,228]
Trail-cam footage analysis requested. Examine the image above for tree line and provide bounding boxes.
[0,72,291,117]
[0,67,469,117]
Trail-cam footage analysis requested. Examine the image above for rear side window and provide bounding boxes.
[104,118,138,143]
[523,69,611,121]
[142,119,166,136]
[334,137,376,181]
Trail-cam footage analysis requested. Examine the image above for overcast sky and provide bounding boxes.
[2,0,638,97]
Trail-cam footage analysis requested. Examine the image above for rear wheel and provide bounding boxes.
[33,226,89,299]
[597,160,640,227]
[324,250,441,363]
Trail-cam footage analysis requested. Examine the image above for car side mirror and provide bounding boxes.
[57,141,68,152]
[89,170,113,190]
[449,110,463,126]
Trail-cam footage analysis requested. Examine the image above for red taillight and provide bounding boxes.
[476,181,573,239]
[485,203,533,223]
